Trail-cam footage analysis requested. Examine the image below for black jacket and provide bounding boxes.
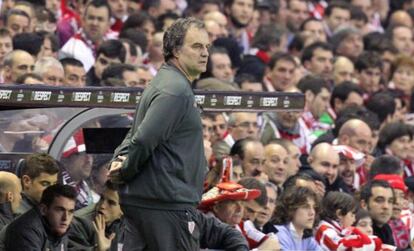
[5,207,69,251]
[113,63,208,210]
[373,222,395,246]
[0,202,14,231]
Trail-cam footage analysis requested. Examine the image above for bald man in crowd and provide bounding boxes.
[389,10,413,28]
[263,141,289,187]
[307,143,340,192]
[0,171,22,230]
[333,56,355,85]
[2,50,35,84]
[338,119,373,187]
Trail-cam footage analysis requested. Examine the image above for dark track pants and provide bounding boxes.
[122,206,200,251]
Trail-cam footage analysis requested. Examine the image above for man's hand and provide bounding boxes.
[109,156,126,185]
[93,213,115,251]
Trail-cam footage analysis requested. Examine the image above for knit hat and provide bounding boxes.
[62,130,86,158]
[199,182,261,210]
[373,174,407,193]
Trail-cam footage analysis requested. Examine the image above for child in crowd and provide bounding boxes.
[315,191,382,251]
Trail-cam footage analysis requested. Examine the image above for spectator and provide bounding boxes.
[333,145,365,192]
[234,73,263,92]
[301,42,334,81]
[86,39,126,86]
[5,9,30,37]
[229,138,266,180]
[121,12,155,45]
[330,81,364,115]
[101,63,138,87]
[354,51,383,97]
[141,0,176,18]
[255,182,278,230]
[201,46,234,83]
[213,112,258,159]
[390,55,414,104]
[12,32,43,58]
[330,27,364,61]
[0,29,12,63]
[224,0,255,53]
[15,72,43,84]
[33,56,64,86]
[300,18,328,44]
[4,184,77,250]
[60,0,112,72]
[268,186,321,250]
[263,141,289,187]
[2,49,35,84]
[17,153,59,214]
[359,180,395,246]
[323,1,352,37]
[60,57,86,87]
[387,24,414,56]
[143,31,164,76]
[263,52,297,92]
[135,65,153,88]
[0,171,22,230]
[286,0,309,33]
[315,191,382,250]
[377,122,412,163]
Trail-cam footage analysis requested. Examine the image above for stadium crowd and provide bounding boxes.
[1,0,414,250]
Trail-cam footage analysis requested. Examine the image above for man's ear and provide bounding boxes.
[21,175,31,190]
[307,155,313,165]
[39,204,48,216]
[3,65,11,80]
[6,191,13,203]
[305,90,315,103]
[303,60,311,70]
[360,199,367,210]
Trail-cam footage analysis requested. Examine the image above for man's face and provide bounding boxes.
[65,153,93,182]
[135,68,153,88]
[352,0,373,20]
[83,5,110,43]
[287,0,309,30]
[6,14,30,37]
[202,117,214,141]
[41,196,75,236]
[309,88,331,119]
[211,53,233,82]
[364,186,394,226]
[9,52,34,82]
[264,144,289,185]
[309,150,340,185]
[392,26,414,55]
[228,0,255,26]
[306,48,333,80]
[292,198,316,231]
[276,111,301,129]
[337,33,363,60]
[333,59,354,84]
[342,126,372,155]
[269,59,296,91]
[335,91,363,113]
[326,7,350,32]
[230,113,258,140]
[94,54,121,79]
[213,114,228,142]
[242,142,265,177]
[303,20,327,43]
[107,0,127,19]
[0,36,12,62]
[122,70,140,87]
[213,200,244,226]
[63,65,86,87]
[23,172,58,203]
[358,67,381,93]
[176,27,210,80]
[243,199,262,222]
[96,189,122,224]
[389,135,411,160]
[42,66,65,86]
[338,157,357,187]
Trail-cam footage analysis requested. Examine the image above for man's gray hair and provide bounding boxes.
[163,17,205,62]
[34,57,64,76]
[3,50,28,67]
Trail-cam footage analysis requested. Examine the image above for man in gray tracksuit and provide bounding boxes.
[110,17,248,251]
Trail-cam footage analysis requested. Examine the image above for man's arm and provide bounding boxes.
[197,211,249,251]
[120,94,187,181]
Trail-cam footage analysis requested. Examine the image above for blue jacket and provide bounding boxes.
[275,223,322,251]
